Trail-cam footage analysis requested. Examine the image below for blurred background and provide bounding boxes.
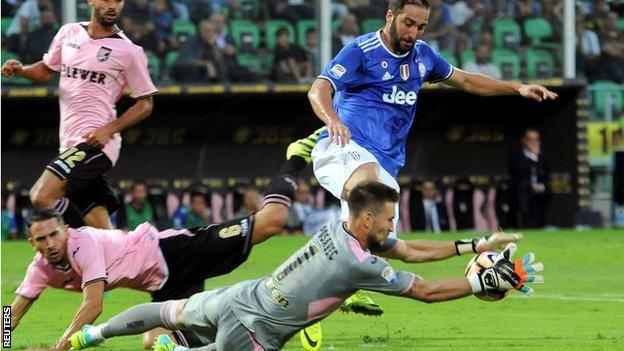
[1,0,623,239]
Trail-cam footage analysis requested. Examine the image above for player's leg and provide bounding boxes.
[213,309,263,351]
[69,299,189,349]
[29,169,85,227]
[83,205,113,229]
[147,282,207,349]
[72,177,120,229]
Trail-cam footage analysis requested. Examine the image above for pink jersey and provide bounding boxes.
[42,22,157,165]
[15,223,179,299]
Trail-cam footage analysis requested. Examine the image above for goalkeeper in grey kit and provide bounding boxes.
[71,181,544,351]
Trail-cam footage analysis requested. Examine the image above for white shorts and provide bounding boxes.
[311,138,400,236]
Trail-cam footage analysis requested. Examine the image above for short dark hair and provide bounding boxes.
[190,191,207,200]
[276,27,289,37]
[388,0,430,15]
[27,208,64,231]
[347,181,400,218]
[130,179,148,191]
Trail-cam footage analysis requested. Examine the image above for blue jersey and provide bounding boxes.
[318,31,453,178]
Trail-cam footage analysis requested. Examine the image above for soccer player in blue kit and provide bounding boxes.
[287,0,557,340]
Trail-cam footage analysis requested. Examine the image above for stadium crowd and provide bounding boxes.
[2,0,624,83]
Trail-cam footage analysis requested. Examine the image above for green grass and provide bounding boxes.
[2,230,624,350]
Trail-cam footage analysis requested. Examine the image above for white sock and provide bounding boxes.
[87,324,106,342]
[173,346,190,351]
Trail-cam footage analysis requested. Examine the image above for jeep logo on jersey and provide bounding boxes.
[399,64,409,80]
[382,85,417,105]
[97,47,112,62]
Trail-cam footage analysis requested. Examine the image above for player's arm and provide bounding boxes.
[308,78,351,146]
[54,280,105,350]
[377,232,523,263]
[9,295,36,330]
[443,68,558,101]
[407,276,473,303]
[84,95,154,148]
[406,243,544,303]
[1,60,56,82]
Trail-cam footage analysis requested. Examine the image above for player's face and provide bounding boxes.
[387,5,429,54]
[89,0,125,28]
[367,202,395,247]
[28,218,68,265]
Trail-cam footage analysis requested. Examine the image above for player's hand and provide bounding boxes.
[475,232,523,253]
[84,126,114,149]
[518,84,558,102]
[326,118,351,147]
[477,243,544,295]
[2,59,24,78]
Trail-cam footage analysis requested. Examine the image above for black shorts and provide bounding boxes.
[151,215,255,302]
[46,143,120,215]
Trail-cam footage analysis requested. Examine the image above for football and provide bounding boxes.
[465,251,510,301]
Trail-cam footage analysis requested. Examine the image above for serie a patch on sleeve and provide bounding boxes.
[329,64,347,79]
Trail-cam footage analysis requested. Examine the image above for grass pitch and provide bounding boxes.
[2,229,623,350]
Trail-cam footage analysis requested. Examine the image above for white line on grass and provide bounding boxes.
[510,294,624,303]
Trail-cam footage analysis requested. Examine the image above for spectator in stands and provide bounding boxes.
[462,41,502,79]
[305,27,318,71]
[1,194,18,240]
[508,128,551,229]
[343,0,387,23]
[508,0,539,24]
[332,14,360,55]
[538,0,563,40]
[4,0,52,53]
[116,180,155,231]
[182,0,213,24]
[121,0,157,52]
[410,180,449,233]
[263,0,314,24]
[273,27,313,82]
[576,12,607,82]
[20,7,56,63]
[210,13,231,50]
[172,19,224,82]
[234,186,262,217]
[152,0,177,57]
[421,0,454,52]
[452,0,491,53]
[585,0,611,33]
[285,180,338,235]
[172,191,211,229]
[599,11,624,83]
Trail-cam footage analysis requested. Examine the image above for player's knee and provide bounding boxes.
[29,187,54,208]
[343,163,379,197]
[142,331,157,349]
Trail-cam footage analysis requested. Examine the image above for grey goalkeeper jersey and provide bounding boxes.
[226,220,418,349]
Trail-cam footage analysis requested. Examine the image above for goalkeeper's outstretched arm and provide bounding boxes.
[378,232,523,263]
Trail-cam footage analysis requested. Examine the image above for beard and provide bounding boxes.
[367,231,385,250]
[389,16,415,55]
[94,9,117,28]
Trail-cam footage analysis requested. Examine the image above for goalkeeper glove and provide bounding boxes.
[455,232,524,255]
[469,243,544,296]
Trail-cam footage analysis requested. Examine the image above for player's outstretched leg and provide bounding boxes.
[340,290,384,316]
[287,127,325,163]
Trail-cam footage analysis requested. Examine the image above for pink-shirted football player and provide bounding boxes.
[1,0,157,230]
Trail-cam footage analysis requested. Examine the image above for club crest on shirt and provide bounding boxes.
[97,47,112,62]
[399,64,409,80]
[418,62,426,78]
